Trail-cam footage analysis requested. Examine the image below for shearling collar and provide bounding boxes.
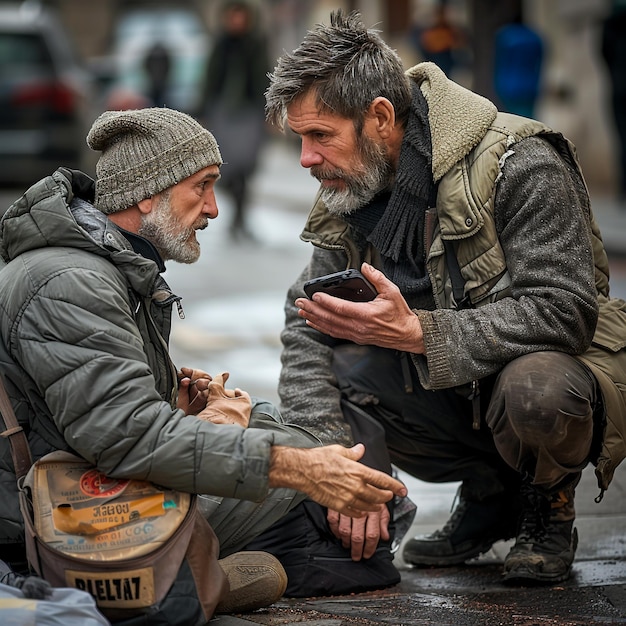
[405,62,498,182]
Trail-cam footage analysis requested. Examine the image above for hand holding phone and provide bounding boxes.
[303,269,378,302]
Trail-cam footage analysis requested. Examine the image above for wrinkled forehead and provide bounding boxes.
[287,91,354,133]
[288,88,359,122]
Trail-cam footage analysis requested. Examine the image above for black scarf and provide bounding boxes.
[346,83,434,297]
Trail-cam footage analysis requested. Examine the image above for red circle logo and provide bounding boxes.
[80,469,130,497]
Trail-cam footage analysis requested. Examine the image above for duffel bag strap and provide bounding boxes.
[0,375,33,480]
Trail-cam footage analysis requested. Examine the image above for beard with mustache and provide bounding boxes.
[138,190,208,264]
[311,132,395,216]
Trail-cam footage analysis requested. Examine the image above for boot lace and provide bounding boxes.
[517,482,551,544]
[431,488,469,538]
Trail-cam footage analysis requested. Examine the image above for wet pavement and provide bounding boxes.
[165,137,626,625]
[210,464,626,626]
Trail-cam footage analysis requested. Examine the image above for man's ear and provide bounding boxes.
[137,198,153,214]
[368,97,396,139]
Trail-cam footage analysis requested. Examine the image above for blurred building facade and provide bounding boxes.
[35,0,619,195]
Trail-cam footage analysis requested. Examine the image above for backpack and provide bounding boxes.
[245,398,416,597]
[244,498,401,597]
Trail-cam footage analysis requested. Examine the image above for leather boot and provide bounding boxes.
[503,473,580,584]
[403,488,521,566]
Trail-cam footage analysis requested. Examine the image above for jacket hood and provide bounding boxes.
[0,168,160,297]
[406,62,498,181]
[0,168,105,263]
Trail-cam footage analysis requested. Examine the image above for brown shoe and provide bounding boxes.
[215,551,287,614]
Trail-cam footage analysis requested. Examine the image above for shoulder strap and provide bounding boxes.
[0,376,33,480]
[430,181,472,310]
[443,239,471,309]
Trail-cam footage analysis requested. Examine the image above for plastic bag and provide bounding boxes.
[0,581,110,625]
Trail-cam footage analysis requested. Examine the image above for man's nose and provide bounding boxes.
[300,137,323,169]
[203,192,219,219]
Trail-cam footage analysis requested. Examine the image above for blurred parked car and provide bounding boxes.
[0,3,93,187]
[100,7,210,114]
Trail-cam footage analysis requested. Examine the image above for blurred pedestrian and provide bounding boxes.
[601,0,626,204]
[493,12,544,118]
[201,1,270,241]
[143,42,172,106]
[410,2,467,78]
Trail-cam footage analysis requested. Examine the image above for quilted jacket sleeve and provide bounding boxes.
[10,247,310,502]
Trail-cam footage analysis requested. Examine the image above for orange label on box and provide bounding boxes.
[52,493,166,534]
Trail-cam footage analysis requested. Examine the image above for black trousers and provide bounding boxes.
[332,345,602,501]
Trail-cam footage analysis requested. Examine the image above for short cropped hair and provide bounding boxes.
[265,9,411,134]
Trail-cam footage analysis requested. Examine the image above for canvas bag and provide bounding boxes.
[0,377,228,625]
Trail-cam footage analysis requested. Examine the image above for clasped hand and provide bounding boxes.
[177,368,251,427]
[295,263,425,353]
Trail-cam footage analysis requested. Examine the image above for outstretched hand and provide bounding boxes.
[269,442,407,517]
[295,263,425,354]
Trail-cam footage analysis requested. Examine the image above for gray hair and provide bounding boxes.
[265,9,411,134]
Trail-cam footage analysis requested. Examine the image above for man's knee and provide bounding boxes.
[488,352,596,445]
[248,400,321,448]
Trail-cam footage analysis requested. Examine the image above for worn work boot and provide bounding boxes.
[402,490,521,566]
[503,475,580,584]
[215,551,288,614]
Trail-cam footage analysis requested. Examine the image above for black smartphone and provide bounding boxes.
[303,269,378,302]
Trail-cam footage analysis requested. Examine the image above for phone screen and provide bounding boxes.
[303,269,377,302]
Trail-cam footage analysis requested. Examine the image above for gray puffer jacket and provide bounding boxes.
[0,168,290,547]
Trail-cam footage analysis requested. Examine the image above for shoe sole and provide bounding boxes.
[404,538,504,567]
[216,551,288,614]
[502,566,572,585]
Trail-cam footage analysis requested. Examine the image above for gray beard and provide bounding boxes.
[314,135,394,217]
[138,192,203,264]
[319,184,376,216]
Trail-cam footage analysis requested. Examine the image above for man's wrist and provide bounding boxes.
[268,445,305,490]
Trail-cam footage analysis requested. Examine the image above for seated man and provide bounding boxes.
[0,107,406,619]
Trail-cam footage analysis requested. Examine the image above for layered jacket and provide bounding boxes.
[0,169,294,547]
[278,62,626,494]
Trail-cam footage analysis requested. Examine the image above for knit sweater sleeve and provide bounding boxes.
[278,247,355,446]
[411,136,599,389]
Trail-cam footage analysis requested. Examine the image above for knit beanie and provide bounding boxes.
[86,107,223,214]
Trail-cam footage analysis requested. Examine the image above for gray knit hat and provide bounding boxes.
[86,107,223,214]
